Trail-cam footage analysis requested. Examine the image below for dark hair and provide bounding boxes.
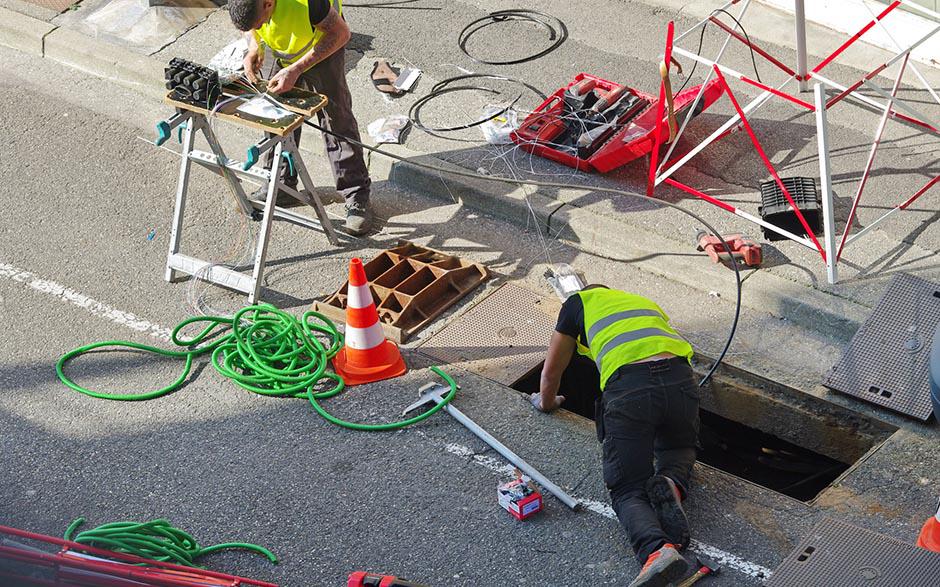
[583,284,609,291]
[229,0,260,31]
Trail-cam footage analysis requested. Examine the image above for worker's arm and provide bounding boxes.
[267,6,351,94]
[243,31,263,84]
[530,331,576,413]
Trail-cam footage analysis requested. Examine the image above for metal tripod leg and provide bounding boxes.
[247,141,283,303]
[282,136,340,245]
[165,115,196,283]
[198,119,253,216]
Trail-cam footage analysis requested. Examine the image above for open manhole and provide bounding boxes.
[511,357,898,502]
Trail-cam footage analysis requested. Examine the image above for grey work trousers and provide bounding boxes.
[268,46,371,209]
[598,357,700,564]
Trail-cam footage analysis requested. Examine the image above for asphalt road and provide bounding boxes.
[2,21,935,585]
[0,46,790,586]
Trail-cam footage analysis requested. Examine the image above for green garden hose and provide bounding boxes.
[63,517,277,566]
[56,304,456,430]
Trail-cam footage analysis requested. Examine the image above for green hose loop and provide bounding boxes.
[57,305,458,431]
[64,517,278,566]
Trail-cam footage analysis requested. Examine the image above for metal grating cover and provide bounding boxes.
[765,518,940,587]
[417,283,559,386]
[825,273,940,420]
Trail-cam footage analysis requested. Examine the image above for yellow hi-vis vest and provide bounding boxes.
[576,289,693,390]
[254,0,342,69]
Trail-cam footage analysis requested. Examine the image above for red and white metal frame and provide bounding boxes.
[647,0,940,283]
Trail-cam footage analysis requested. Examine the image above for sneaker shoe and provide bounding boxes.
[344,205,372,236]
[628,544,688,587]
[647,475,690,549]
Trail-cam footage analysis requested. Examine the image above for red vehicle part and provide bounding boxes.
[511,72,723,173]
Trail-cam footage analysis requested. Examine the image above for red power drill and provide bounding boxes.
[695,231,763,267]
[348,572,429,587]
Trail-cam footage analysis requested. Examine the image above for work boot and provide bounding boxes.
[627,544,688,587]
[344,203,372,236]
[250,176,305,209]
[647,475,690,549]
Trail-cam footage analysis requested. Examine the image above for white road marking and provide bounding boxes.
[0,263,172,341]
[2,262,773,580]
[442,441,773,581]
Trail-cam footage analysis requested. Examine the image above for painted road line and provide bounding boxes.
[0,262,172,340]
[2,261,773,581]
[441,440,773,581]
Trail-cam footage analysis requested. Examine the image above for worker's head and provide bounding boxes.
[582,284,609,291]
[229,0,276,32]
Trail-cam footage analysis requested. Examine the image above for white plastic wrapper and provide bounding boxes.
[54,0,217,54]
[368,115,410,144]
[208,37,249,84]
[479,104,519,145]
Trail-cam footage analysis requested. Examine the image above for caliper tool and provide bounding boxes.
[403,382,580,510]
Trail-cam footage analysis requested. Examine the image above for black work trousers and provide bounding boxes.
[597,357,700,564]
[268,47,371,208]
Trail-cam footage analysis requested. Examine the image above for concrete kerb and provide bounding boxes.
[0,7,56,57]
[389,156,870,341]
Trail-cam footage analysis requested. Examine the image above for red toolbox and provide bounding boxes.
[511,73,723,173]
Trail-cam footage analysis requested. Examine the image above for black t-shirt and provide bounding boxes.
[555,294,587,345]
[309,0,330,25]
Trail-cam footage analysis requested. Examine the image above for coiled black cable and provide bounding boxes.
[458,9,569,66]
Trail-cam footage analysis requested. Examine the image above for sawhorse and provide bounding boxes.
[156,93,340,303]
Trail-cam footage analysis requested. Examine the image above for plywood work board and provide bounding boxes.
[164,91,327,136]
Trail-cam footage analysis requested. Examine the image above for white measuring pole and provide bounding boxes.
[815,83,838,284]
[795,0,809,92]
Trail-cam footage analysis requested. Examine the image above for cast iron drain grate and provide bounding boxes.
[825,273,940,420]
[417,283,558,386]
[766,517,940,586]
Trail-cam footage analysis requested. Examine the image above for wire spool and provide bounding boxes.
[458,9,568,66]
[409,75,547,141]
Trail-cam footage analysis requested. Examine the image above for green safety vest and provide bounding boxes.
[254,0,343,69]
[576,289,693,390]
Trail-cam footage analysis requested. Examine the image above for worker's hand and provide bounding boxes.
[530,393,565,413]
[243,49,263,84]
[267,66,300,94]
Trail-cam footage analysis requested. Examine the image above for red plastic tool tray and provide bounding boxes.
[511,72,722,173]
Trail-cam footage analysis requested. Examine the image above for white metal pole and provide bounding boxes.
[795,0,809,92]
[814,84,838,284]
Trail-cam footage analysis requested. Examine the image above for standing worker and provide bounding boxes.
[531,285,698,587]
[229,0,373,236]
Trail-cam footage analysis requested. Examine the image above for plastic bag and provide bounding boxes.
[479,104,519,145]
[55,0,217,54]
[368,115,410,144]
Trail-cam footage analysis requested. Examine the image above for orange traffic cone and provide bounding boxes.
[333,258,407,386]
[917,498,940,552]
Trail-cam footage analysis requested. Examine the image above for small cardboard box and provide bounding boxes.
[497,477,542,520]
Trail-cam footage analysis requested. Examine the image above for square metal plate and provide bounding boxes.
[825,273,940,420]
[417,283,559,386]
[765,518,940,586]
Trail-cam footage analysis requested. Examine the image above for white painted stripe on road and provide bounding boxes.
[0,263,172,341]
[441,441,773,581]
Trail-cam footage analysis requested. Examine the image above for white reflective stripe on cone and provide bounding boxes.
[345,323,386,350]
[347,284,373,309]
[935,496,940,522]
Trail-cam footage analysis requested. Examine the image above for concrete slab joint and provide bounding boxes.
[0,7,57,57]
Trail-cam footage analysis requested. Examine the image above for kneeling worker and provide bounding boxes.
[531,285,698,587]
[229,0,373,235]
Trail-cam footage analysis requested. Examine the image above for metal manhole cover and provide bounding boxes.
[417,283,560,385]
[765,518,940,586]
[825,273,940,420]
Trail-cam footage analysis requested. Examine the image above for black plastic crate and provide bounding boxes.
[758,177,821,241]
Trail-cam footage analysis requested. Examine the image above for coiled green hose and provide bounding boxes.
[56,304,456,430]
[63,517,278,566]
